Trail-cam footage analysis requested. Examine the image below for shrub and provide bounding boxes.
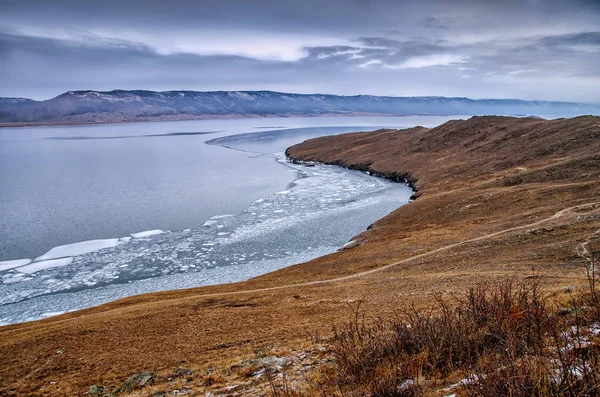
[325,276,600,396]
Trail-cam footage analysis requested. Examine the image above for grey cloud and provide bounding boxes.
[0,1,599,103]
[537,32,600,48]
[303,37,455,68]
[356,37,406,49]
[2,0,599,38]
[0,31,349,99]
[303,46,362,59]
[422,16,451,30]
[462,32,600,78]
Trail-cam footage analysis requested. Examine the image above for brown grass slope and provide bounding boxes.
[1,116,600,395]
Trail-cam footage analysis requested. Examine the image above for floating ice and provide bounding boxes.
[35,239,121,261]
[210,214,234,220]
[130,229,164,238]
[203,220,218,227]
[40,311,66,318]
[0,153,413,324]
[119,236,132,243]
[0,259,32,271]
[17,257,74,274]
[3,274,25,284]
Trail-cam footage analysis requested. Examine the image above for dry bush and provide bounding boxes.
[324,272,600,397]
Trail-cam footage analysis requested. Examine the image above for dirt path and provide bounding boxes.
[183,200,600,299]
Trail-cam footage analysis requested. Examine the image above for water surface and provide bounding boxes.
[0,116,456,324]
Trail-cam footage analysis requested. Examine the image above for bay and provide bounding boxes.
[0,116,456,324]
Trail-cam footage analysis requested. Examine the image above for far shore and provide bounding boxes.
[0,112,438,128]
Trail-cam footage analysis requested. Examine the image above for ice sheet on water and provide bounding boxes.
[0,154,413,322]
[40,311,66,318]
[130,229,164,238]
[35,239,121,261]
[0,259,31,271]
[2,274,26,284]
[16,257,74,274]
[1,246,339,324]
[210,214,234,220]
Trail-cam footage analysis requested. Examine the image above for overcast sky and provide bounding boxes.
[1,0,599,102]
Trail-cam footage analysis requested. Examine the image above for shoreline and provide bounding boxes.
[0,112,435,129]
[0,152,411,325]
[1,115,599,395]
[286,148,420,199]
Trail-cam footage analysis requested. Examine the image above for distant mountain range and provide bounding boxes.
[0,90,598,125]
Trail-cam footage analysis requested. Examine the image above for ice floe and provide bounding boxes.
[17,257,74,274]
[0,154,413,324]
[35,239,121,261]
[210,214,234,220]
[2,274,27,284]
[0,259,32,271]
[130,229,164,238]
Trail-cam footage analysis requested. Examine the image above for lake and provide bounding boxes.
[0,116,456,324]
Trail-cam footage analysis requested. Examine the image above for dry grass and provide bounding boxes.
[1,116,600,395]
[297,252,600,396]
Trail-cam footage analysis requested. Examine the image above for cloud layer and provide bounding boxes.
[1,0,599,102]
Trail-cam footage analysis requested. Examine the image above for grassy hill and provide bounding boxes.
[1,115,599,395]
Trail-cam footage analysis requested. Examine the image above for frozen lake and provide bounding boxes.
[0,116,456,324]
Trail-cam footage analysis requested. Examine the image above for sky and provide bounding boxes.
[1,0,599,102]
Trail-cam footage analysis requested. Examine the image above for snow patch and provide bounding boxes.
[228,92,256,101]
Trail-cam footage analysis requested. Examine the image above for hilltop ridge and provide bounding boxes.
[1,90,599,125]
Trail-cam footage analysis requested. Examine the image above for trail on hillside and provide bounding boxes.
[193,200,600,298]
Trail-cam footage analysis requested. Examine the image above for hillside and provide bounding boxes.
[1,116,599,395]
[1,90,599,125]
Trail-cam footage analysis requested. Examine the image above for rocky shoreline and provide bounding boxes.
[286,148,421,200]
